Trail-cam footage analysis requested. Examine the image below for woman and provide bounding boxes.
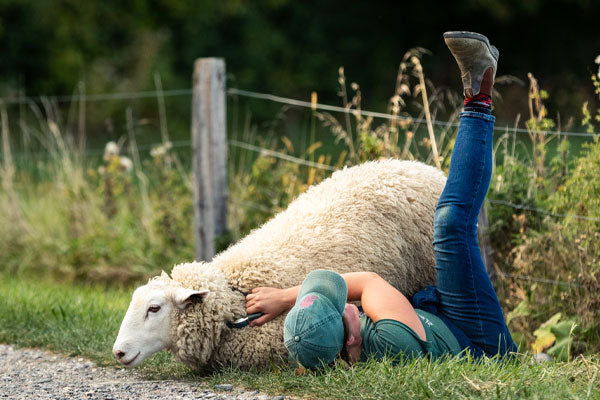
[245,31,518,368]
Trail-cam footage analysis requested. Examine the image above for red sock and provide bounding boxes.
[464,93,492,114]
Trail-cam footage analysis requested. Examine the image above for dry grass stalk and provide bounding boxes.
[337,67,356,158]
[77,81,86,153]
[154,73,188,186]
[1,103,29,233]
[0,103,15,193]
[126,107,156,245]
[390,62,410,159]
[411,55,441,169]
[526,72,557,189]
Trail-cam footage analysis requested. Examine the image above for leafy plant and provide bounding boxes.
[532,313,577,362]
[498,63,600,355]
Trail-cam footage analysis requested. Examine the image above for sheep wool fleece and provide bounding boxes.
[164,159,447,370]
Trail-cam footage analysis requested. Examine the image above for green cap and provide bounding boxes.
[283,270,347,369]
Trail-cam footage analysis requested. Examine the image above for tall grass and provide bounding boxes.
[0,97,196,283]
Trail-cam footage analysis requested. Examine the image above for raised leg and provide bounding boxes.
[434,32,517,357]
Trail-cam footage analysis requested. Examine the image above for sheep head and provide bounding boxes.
[112,271,210,367]
[114,263,242,369]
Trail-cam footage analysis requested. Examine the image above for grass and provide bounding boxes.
[0,273,598,399]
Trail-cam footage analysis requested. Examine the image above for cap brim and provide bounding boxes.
[296,270,347,315]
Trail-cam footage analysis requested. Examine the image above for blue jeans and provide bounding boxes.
[433,111,517,357]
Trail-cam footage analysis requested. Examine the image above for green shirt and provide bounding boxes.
[359,309,462,363]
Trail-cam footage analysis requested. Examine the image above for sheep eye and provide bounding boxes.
[148,305,161,313]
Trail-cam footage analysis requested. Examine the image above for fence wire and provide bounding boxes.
[228,140,336,171]
[228,88,597,138]
[0,89,193,104]
[5,135,593,289]
[1,87,597,137]
[487,199,600,222]
[6,135,598,224]
[500,273,583,288]
[9,139,192,159]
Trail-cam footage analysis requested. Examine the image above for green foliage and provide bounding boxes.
[144,145,195,263]
[532,313,577,362]
[582,72,600,133]
[232,154,303,236]
[228,138,330,238]
[549,137,600,239]
[492,70,600,356]
[1,0,599,125]
[488,157,540,252]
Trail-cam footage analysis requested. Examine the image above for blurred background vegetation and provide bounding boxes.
[1,0,600,124]
[1,0,599,360]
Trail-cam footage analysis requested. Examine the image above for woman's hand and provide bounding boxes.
[245,287,294,326]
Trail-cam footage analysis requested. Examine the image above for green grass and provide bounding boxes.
[0,273,131,363]
[0,274,598,399]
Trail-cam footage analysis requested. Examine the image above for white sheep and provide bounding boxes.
[113,159,446,370]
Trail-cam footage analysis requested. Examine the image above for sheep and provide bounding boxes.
[113,159,447,370]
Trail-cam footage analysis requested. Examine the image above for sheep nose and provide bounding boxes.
[114,350,126,361]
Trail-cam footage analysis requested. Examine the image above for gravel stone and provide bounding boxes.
[0,344,289,399]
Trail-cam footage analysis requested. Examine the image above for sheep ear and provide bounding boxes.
[173,287,210,310]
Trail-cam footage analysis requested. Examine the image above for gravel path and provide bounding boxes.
[0,344,287,400]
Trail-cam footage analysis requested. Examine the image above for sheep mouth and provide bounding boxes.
[121,352,141,366]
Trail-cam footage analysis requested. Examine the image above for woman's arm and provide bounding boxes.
[246,271,426,341]
[343,272,426,341]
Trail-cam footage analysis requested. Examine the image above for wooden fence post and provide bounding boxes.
[192,58,227,261]
[478,204,496,280]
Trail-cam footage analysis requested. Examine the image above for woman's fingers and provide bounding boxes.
[246,292,256,301]
[246,302,259,314]
[250,313,275,326]
[246,287,269,302]
[245,287,289,323]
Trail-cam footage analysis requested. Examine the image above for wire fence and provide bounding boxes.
[500,273,583,288]
[228,88,597,138]
[0,89,193,104]
[228,140,336,171]
[1,87,597,137]
[487,199,600,222]
[1,86,596,289]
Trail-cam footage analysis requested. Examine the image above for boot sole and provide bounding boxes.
[443,31,498,62]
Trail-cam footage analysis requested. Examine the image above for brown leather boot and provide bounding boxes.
[443,31,499,97]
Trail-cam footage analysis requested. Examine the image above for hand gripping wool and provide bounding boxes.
[113,159,447,370]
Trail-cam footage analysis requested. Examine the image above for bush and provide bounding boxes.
[492,69,600,355]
